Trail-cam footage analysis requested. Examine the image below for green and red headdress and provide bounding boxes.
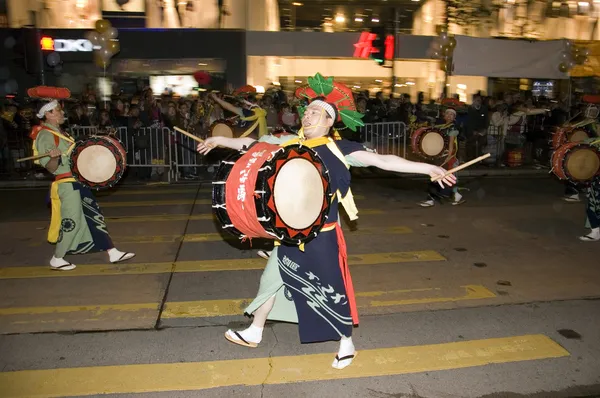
[295,73,365,132]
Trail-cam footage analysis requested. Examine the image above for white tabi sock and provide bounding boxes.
[108,248,136,263]
[589,228,600,239]
[226,324,264,345]
[332,336,356,370]
[50,256,76,271]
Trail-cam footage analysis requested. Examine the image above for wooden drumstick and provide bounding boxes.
[431,153,491,182]
[174,126,204,143]
[16,152,62,162]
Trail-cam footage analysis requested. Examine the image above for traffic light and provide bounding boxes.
[370,26,387,66]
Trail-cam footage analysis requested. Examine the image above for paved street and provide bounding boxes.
[0,174,599,398]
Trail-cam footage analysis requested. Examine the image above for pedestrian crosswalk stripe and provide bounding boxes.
[99,195,366,208]
[161,285,496,318]
[100,199,210,207]
[99,188,211,196]
[0,285,495,330]
[0,334,569,397]
[101,187,366,201]
[112,226,413,244]
[7,209,386,226]
[28,226,414,247]
[0,250,445,279]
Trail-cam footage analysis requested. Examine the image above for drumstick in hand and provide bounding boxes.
[174,126,204,143]
[431,153,491,182]
[16,152,62,162]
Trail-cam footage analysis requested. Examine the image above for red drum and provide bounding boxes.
[212,142,332,245]
[507,149,524,167]
[411,127,449,159]
[551,127,589,149]
[551,142,600,185]
[70,136,127,189]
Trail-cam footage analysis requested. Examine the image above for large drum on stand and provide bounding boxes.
[411,127,449,160]
[70,135,127,189]
[551,142,600,186]
[212,142,332,246]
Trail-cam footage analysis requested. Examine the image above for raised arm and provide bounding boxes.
[211,93,243,116]
[197,136,256,155]
[349,150,456,187]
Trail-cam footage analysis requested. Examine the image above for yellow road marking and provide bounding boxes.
[100,199,210,207]
[100,188,366,201]
[0,250,445,279]
[0,334,568,397]
[6,209,386,226]
[98,188,210,196]
[0,285,494,321]
[99,195,366,208]
[162,285,496,318]
[28,225,413,246]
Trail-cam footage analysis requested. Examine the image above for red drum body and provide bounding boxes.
[411,127,448,159]
[551,142,600,185]
[551,127,589,149]
[212,142,332,245]
[70,136,127,189]
[507,149,524,167]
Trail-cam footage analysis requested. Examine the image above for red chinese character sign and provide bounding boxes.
[353,31,395,62]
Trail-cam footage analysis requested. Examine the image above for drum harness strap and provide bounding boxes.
[239,108,268,138]
[30,123,76,165]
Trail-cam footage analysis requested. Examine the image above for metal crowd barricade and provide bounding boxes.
[172,129,210,181]
[358,122,407,158]
[69,125,174,182]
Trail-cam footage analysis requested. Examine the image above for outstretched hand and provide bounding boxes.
[429,165,457,188]
[196,137,219,155]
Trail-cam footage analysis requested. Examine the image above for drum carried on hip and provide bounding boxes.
[213,142,332,245]
[411,127,449,159]
[70,135,127,189]
[551,142,600,185]
[551,127,589,149]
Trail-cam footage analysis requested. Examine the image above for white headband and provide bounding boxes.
[310,100,336,120]
[37,100,59,118]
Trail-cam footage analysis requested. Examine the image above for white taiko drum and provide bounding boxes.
[212,142,332,245]
[70,135,127,189]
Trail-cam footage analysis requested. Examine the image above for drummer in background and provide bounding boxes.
[209,90,268,138]
[419,108,466,207]
[31,99,135,270]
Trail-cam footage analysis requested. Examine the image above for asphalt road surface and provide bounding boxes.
[0,175,599,398]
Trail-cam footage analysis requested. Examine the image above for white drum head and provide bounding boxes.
[76,145,117,183]
[569,130,589,143]
[273,158,324,230]
[567,148,600,180]
[421,132,445,156]
[212,123,234,138]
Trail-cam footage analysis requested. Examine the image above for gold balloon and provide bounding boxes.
[95,19,111,34]
[442,45,452,56]
[94,52,110,68]
[436,25,447,35]
[107,40,120,55]
[440,61,449,72]
[558,63,568,73]
[448,37,457,49]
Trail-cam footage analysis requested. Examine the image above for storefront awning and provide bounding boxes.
[452,36,568,79]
